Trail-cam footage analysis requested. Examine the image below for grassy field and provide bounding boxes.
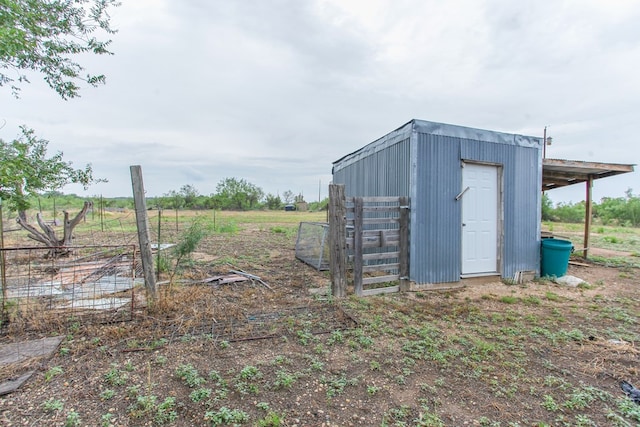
[1,210,639,426]
[543,221,640,267]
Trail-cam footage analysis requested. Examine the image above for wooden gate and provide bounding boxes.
[328,186,409,297]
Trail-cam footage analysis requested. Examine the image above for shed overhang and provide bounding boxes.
[542,159,635,191]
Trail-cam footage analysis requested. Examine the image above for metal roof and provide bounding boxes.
[542,158,635,190]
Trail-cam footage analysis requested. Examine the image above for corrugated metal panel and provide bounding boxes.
[506,145,541,276]
[411,134,462,283]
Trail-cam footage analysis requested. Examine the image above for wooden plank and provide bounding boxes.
[583,176,593,259]
[569,260,591,267]
[0,371,34,396]
[362,229,399,237]
[346,237,353,248]
[362,285,400,296]
[361,218,399,225]
[363,251,400,261]
[346,234,400,249]
[363,263,399,273]
[346,206,400,212]
[345,197,403,203]
[363,274,399,285]
[353,197,364,296]
[328,184,347,298]
[399,197,410,292]
[362,206,401,213]
[360,197,404,203]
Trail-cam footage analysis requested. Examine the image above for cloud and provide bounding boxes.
[2,0,638,204]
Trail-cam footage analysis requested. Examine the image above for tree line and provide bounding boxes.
[15,180,328,216]
[542,190,640,227]
[152,179,320,211]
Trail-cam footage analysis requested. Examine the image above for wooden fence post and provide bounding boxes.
[130,165,158,304]
[353,197,364,296]
[329,184,346,298]
[399,197,410,291]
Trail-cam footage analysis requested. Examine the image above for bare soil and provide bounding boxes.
[1,221,639,426]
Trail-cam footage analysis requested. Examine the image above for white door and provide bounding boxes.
[461,163,499,275]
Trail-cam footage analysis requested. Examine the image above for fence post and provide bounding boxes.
[353,197,363,296]
[0,199,6,317]
[399,197,410,292]
[130,165,158,305]
[328,184,346,298]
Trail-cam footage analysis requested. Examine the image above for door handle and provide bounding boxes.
[455,186,470,201]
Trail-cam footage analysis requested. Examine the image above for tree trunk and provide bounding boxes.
[16,201,92,258]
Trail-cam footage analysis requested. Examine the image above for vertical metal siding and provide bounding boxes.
[333,138,411,197]
[412,134,462,283]
[506,145,541,276]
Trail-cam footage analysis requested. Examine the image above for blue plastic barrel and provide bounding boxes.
[541,239,573,277]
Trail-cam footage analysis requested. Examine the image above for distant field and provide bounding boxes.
[542,221,640,267]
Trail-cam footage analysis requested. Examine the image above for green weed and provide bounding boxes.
[104,364,128,386]
[45,366,63,382]
[256,411,284,427]
[176,363,206,388]
[43,398,64,412]
[64,410,80,427]
[100,389,116,400]
[204,407,249,426]
[273,369,296,389]
[190,388,212,403]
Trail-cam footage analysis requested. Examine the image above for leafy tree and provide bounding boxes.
[594,188,640,227]
[553,201,585,224]
[541,193,553,221]
[1,0,119,99]
[265,193,282,210]
[308,197,329,212]
[0,127,102,256]
[214,177,264,210]
[179,184,199,208]
[0,126,100,219]
[160,190,184,210]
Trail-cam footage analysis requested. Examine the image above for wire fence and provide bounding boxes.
[0,245,137,334]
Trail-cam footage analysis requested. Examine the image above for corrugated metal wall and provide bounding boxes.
[332,137,412,197]
[333,119,542,285]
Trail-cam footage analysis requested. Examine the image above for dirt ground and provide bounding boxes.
[1,223,639,426]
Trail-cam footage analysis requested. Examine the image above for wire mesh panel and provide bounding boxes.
[0,245,137,333]
[295,222,330,271]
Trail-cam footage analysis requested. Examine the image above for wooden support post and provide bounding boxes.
[130,165,158,304]
[583,176,593,259]
[328,184,347,298]
[399,197,410,292]
[353,197,363,296]
[0,199,7,317]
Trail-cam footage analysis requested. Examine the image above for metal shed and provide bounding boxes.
[332,119,542,287]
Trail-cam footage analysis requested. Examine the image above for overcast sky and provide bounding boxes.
[3,0,639,205]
